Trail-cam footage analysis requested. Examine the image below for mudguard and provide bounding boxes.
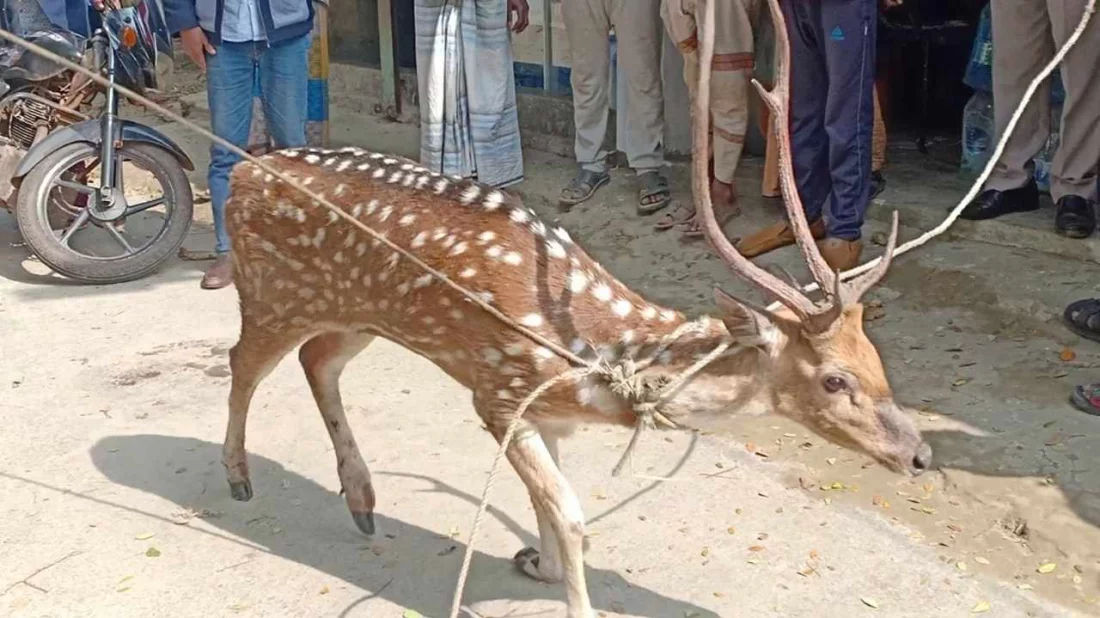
[12,117,195,181]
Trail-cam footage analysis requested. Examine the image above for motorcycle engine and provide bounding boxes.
[6,95,54,149]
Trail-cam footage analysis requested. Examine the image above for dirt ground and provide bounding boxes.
[1,63,1099,617]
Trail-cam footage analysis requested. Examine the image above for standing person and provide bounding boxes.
[161,0,313,289]
[737,0,881,272]
[559,0,669,213]
[959,1,1100,239]
[655,0,757,239]
[413,0,529,189]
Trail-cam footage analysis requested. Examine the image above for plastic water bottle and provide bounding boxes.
[1033,104,1063,193]
[961,91,995,177]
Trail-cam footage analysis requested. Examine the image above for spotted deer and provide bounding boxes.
[220,0,929,614]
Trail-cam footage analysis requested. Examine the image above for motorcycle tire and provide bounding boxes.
[15,141,193,285]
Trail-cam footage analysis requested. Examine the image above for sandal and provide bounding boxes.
[655,202,695,231]
[638,171,672,215]
[560,169,610,208]
[1063,298,1100,343]
[1070,382,1100,416]
[655,202,740,239]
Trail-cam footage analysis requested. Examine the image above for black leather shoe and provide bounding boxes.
[959,179,1040,221]
[1055,195,1096,238]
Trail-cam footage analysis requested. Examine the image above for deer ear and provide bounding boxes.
[713,287,783,348]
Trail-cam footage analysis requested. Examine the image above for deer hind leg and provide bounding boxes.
[493,422,593,618]
[224,324,307,502]
[298,331,378,536]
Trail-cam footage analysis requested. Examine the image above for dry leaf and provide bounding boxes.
[809,549,820,560]
[135,532,155,540]
[319,585,330,595]
[1017,583,1033,590]
[748,545,765,552]
[726,526,736,535]
[402,611,423,618]
[861,597,879,609]
[145,547,161,558]
[1037,562,1057,574]
[872,495,890,509]
[745,442,756,453]
[956,561,968,571]
[952,378,969,387]
[826,458,837,466]
[713,591,724,598]
[701,548,710,557]
[746,557,761,565]
[974,557,990,565]
[448,526,461,538]
[971,601,991,613]
[1073,575,1083,585]
[1060,347,1077,362]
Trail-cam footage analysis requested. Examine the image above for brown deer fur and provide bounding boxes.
[220,0,930,615]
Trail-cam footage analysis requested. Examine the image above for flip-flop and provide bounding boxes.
[560,169,610,208]
[1070,382,1100,416]
[655,202,695,231]
[638,171,671,215]
[681,203,741,239]
[1063,298,1100,343]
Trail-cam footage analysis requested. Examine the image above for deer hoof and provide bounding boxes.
[513,547,542,580]
[228,480,253,502]
[351,510,376,536]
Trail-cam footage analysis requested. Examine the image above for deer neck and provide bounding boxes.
[571,309,775,431]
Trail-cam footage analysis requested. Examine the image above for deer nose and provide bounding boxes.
[911,442,933,474]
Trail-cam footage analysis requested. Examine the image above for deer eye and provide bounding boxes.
[823,375,848,393]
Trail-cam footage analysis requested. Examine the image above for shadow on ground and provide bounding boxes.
[88,434,716,618]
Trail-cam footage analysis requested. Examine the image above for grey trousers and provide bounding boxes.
[563,0,666,174]
[988,0,1100,201]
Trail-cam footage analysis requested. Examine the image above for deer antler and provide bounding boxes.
[693,0,899,330]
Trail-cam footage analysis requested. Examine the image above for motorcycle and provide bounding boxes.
[0,0,194,284]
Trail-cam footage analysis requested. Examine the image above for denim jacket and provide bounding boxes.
[161,0,312,46]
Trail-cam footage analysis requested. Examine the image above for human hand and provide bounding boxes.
[508,0,529,33]
[180,26,216,72]
[90,0,122,11]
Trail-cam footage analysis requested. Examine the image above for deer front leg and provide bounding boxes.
[514,429,565,583]
[501,426,594,618]
[299,331,378,535]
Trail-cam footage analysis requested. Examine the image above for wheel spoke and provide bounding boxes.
[105,221,135,254]
[55,179,96,195]
[58,209,90,246]
[124,196,166,216]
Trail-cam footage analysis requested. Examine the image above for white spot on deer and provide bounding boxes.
[431,326,447,335]
[534,347,554,361]
[460,185,481,205]
[336,160,352,172]
[486,246,503,259]
[434,178,448,194]
[380,205,394,221]
[398,213,416,227]
[521,314,544,328]
[509,378,526,388]
[298,287,316,299]
[641,306,658,320]
[504,342,525,357]
[449,241,468,256]
[357,162,371,171]
[530,221,547,236]
[510,208,529,223]
[326,210,339,224]
[396,282,411,296]
[414,274,433,288]
[372,168,386,179]
[501,364,525,376]
[568,270,589,293]
[483,190,504,210]
[343,232,357,249]
[482,348,503,366]
[612,299,633,318]
[282,150,300,158]
[287,236,300,247]
[476,231,495,245]
[351,203,364,217]
[412,231,428,248]
[421,315,436,325]
[447,309,463,322]
[593,283,613,302]
[621,330,635,344]
[553,228,573,244]
[387,171,403,184]
[415,176,430,189]
[312,228,326,247]
[503,252,523,265]
[569,338,587,355]
[442,235,457,248]
[432,227,448,241]
[356,242,368,257]
[369,152,383,160]
[362,274,373,287]
[385,253,400,270]
[660,310,677,322]
[366,200,379,215]
[477,291,494,304]
[304,154,320,164]
[496,389,514,400]
[301,177,314,186]
[402,174,416,187]
[460,268,477,278]
[401,163,414,171]
[334,252,346,264]
[378,299,390,310]
[546,240,567,259]
[334,184,347,196]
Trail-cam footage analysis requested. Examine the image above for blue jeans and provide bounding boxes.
[783,0,877,241]
[206,35,311,254]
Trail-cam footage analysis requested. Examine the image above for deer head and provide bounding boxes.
[689,0,931,475]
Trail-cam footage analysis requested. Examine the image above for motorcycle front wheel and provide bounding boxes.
[15,141,193,284]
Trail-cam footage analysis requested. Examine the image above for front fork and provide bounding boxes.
[98,44,120,203]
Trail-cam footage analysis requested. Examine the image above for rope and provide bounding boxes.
[763,0,1097,311]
